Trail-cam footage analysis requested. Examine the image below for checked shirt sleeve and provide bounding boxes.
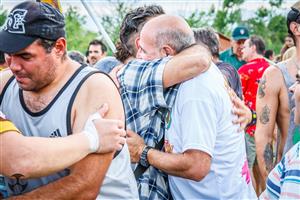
[119,57,172,116]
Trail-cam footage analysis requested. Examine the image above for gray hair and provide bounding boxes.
[193,27,219,57]
[156,28,195,53]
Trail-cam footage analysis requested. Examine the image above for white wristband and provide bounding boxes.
[83,112,101,152]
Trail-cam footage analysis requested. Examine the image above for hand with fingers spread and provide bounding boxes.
[84,103,126,154]
[126,130,145,163]
[229,88,252,131]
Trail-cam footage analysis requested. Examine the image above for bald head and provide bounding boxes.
[140,14,194,56]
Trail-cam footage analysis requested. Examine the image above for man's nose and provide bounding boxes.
[8,57,22,72]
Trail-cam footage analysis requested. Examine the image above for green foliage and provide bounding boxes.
[184,0,286,54]
[65,6,97,54]
[100,0,133,55]
[213,0,244,36]
[0,6,7,26]
[184,9,214,28]
[245,1,286,53]
[101,1,132,44]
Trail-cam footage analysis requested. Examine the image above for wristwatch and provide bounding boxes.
[139,146,152,167]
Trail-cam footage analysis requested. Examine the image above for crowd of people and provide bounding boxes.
[0,0,300,199]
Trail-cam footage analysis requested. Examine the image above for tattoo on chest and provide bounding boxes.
[260,105,270,124]
[263,143,274,172]
[258,76,266,98]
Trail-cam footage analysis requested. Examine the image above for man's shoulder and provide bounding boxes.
[0,68,13,95]
[180,65,221,92]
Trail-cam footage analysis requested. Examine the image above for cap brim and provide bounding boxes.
[0,31,37,54]
[233,36,249,41]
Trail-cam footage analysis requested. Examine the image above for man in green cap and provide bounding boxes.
[220,26,250,70]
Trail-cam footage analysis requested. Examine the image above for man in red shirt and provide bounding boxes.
[238,35,269,195]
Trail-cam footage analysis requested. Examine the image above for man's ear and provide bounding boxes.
[135,37,140,50]
[162,45,176,56]
[290,22,300,35]
[54,37,67,57]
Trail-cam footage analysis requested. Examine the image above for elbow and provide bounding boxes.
[81,189,99,200]
[5,159,34,178]
[69,175,100,200]
[185,164,210,182]
[196,57,211,73]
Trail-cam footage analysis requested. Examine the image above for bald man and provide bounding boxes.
[117,7,212,200]
[127,15,256,199]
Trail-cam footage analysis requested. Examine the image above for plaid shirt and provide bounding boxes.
[118,57,178,200]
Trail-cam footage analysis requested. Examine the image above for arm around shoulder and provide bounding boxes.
[163,44,212,88]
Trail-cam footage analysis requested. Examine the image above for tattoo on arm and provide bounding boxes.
[8,173,28,195]
[263,143,274,172]
[258,76,266,98]
[259,105,270,124]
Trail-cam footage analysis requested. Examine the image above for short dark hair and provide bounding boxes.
[193,27,219,57]
[287,3,300,35]
[88,39,107,53]
[248,35,265,55]
[264,49,274,59]
[0,51,5,65]
[119,5,165,57]
[37,39,56,53]
[36,38,67,59]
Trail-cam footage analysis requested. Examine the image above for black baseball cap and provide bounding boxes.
[287,7,300,35]
[0,1,65,54]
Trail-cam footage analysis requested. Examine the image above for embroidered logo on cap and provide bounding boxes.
[3,9,27,34]
[240,29,245,35]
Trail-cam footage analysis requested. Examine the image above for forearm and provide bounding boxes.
[2,132,91,178]
[147,149,209,181]
[255,119,276,186]
[163,45,211,88]
[12,153,113,200]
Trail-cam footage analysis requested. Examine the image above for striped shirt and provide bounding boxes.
[118,57,178,200]
[259,141,300,199]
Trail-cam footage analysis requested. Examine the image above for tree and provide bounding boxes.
[184,5,215,28]
[65,6,97,54]
[101,1,133,43]
[213,0,245,36]
[245,0,287,53]
[0,6,7,26]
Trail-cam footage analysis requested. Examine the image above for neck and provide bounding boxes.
[212,56,220,64]
[247,53,263,62]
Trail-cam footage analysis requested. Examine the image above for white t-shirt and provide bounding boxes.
[165,64,256,200]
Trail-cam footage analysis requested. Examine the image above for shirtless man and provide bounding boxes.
[255,1,300,187]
